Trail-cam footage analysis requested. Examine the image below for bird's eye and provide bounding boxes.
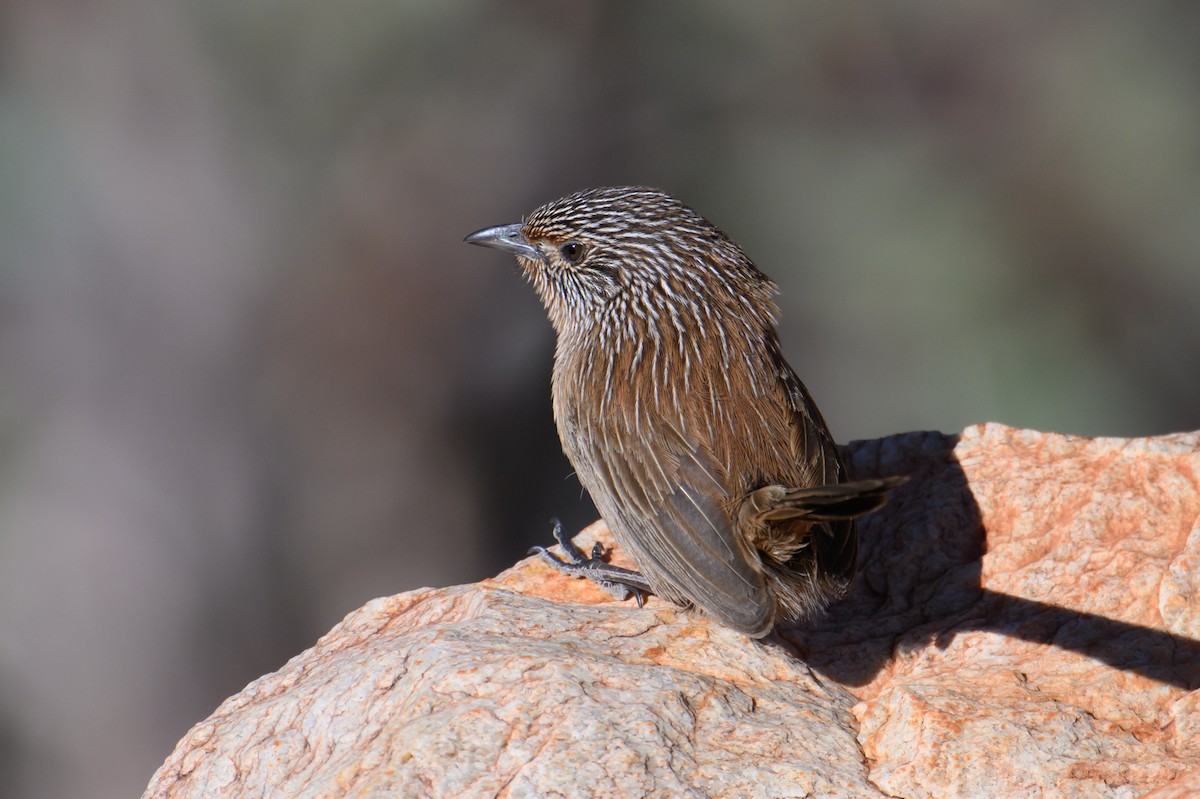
[560,241,586,264]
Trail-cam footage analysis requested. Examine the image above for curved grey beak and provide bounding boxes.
[463,223,540,260]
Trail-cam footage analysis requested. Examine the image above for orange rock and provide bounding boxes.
[142,425,1200,799]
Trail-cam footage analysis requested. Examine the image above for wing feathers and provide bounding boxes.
[591,437,774,637]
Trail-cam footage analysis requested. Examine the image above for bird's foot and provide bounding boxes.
[530,520,653,606]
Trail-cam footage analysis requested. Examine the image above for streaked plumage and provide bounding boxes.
[466,186,901,637]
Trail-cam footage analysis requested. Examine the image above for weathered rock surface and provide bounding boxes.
[143,424,1200,799]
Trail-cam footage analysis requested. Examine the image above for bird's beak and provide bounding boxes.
[463,223,541,260]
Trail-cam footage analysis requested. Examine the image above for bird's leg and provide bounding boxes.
[530,520,653,607]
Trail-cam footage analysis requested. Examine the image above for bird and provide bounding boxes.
[465,186,903,638]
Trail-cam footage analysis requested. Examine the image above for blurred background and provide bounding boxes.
[1,1,1197,797]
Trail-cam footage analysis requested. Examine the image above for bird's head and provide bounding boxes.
[465,186,777,342]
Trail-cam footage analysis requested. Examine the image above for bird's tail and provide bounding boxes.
[755,475,907,625]
[753,476,907,522]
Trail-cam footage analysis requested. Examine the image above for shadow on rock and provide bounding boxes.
[786,430,1200,691]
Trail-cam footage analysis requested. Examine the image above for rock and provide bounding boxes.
[1140,770,1200,799]
[142,424,1200,799]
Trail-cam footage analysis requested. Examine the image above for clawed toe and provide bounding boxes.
[530,519,654,603]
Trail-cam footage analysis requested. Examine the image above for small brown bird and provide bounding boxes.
[466,187,902,638]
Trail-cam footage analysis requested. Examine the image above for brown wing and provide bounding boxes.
[582,428,775,637]
[766,334,858,582]
[766,334,844,486]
